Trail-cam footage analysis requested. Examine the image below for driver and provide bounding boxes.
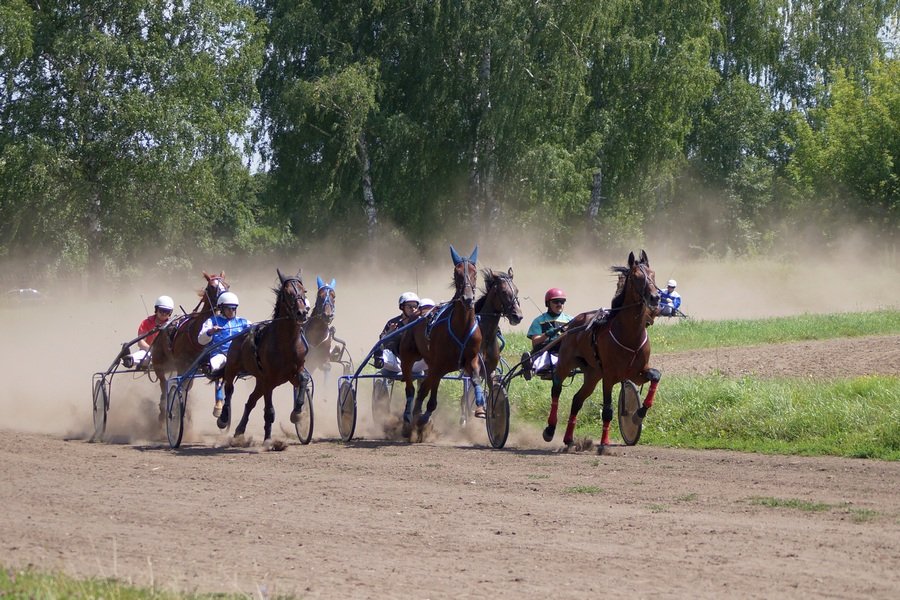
[523,288,573,376]
[198,291,252,416]
[373,292,420,373]
[658,279,682,316]
[122,295,174,369]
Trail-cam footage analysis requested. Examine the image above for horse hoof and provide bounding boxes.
[290,409,302,424]
[542,426,555,442]
[217,416,230,430]
[401,422,412,439]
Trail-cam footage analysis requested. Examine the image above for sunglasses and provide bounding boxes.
[551,299,566,305]
[402,303,419,310]
[156,308,173,314]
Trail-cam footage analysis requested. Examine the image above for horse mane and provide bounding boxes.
[269,285,280,319]
[474,268,498,312]
[607,265,629,319]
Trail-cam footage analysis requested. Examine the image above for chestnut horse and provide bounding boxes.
[399,246,483,439]
[219,269,309,441]
[544,250,662,449]
[303,277,337,373]
[150,271,229,421]
[475,268,523,385]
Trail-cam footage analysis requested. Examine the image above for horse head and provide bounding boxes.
[482,267,523,325]
[201,271,229,310]
[275,268,309,322]
[623,250,660,313]
[450,245,478,308]
[313,276,337,323]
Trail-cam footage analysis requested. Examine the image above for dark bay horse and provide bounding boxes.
[399,246,483,439]
[303,277,337,373]
[220,269,309,441]
[475,268,523,384]
[150,271,229,420]
[544,250,662,449]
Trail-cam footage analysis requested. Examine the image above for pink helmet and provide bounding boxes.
[544,288,567,307]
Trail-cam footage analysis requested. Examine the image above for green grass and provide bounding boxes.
[499,310,900,460]
[0,566,256,599]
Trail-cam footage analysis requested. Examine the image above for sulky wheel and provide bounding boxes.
[293,382,314,445]
[486,383,510,449]
[337,380,357,442]
[91,376,110,442]
[371,377,392,428]
[165,379,188,449]
[618,380,643,446]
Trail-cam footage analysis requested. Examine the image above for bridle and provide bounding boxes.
[482,273,521,322]
[454,259,477,309]
[279,277,309,322]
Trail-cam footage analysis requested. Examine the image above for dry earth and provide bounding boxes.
[1,335,899,599]
[2,248,899,599]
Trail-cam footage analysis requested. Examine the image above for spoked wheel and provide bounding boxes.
[166,379,188,449]
[371,377,392,427]
[486,383,511,449]
[91,376,110,441]
[618,380,643,446]
[337,380,357,442]
[293,382,314,445]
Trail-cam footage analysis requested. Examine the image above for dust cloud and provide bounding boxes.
[1,224,897,443]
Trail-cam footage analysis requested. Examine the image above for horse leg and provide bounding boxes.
[263,390,275,441]
[542,374,566,442]
[598,378,616,447]
[218,376,236,430]
[563,373,602,447]
[235,386,263,437]
[466,360,486,418]
[637,368,661,418]
[290,370,310,423]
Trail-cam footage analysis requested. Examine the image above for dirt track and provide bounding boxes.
[2,336,899,599]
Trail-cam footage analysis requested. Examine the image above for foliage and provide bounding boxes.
[1,0,899,273]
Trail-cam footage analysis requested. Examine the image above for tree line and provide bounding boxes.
[1,0,898,280]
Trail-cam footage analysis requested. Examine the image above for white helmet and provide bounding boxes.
[398,291,420,307]
[217,291,239,308]
[667,280,677,288]
[419,298,435,308]
[154,295,174,311]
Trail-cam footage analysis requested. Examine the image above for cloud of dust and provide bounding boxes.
[1,219,897,442]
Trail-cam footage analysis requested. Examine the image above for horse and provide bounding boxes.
[399,245,483,439]
[543,250,662,450]
[303,277,337,373]
[475,268,523,385]
[150,271,229,422]
[219,269,310,441]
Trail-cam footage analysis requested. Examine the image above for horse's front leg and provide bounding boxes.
[635,368,661,419]
[290,369,310,423]
[263,390,275,441]
[234,385,263,437]
[465,357,486,418]
[409,371,438,437]
[218,371,237,430]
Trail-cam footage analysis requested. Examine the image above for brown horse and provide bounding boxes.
[399,245,483,439]
[544,250,662,449]
[219,269,309,441]
[150,271,229,421]
[303,276,337,373]
[475,268,523,384]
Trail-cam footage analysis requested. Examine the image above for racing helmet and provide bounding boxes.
[217,291,240,308]
[667,279,677,288]
[398,291,420,308]
[154,295,175,311]
[544,287,567,307]
[419,298,435,309]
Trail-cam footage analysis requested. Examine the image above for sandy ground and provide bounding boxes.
[1,251,899,598]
